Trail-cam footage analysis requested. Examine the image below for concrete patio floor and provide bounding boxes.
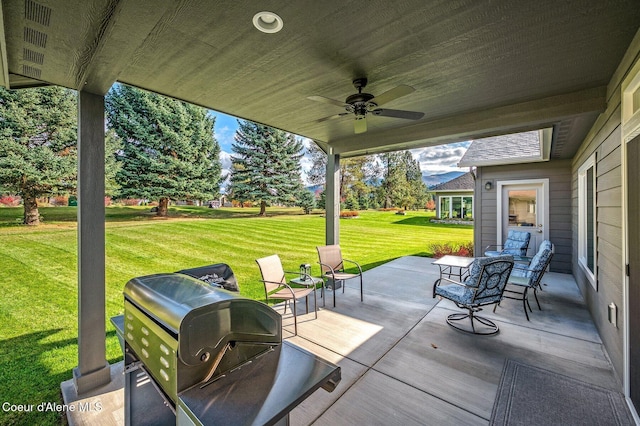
[285,256,626,425]
[64,255,630,425]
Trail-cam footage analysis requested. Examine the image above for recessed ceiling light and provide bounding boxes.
[253,11,283,33]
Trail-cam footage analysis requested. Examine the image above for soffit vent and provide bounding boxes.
[24,27,47,48]
[23,48,44,65]
[25,0,51,27]
[22,65,42,79]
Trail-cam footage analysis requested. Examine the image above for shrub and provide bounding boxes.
[0,195,21,206]
[340,210,359,218]
[429,241,474,258]
[49,196,68,206]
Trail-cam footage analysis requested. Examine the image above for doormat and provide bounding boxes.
[490,359,634,425]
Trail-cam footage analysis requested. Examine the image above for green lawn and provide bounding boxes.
[0,206,472,425]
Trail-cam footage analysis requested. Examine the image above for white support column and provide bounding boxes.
[73,90,110,393]
[325,151,340,245]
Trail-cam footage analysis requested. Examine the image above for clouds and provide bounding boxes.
[298,137,315,183]
[411,141,471,175]
[210,110,239,152]
[219,150,233,171]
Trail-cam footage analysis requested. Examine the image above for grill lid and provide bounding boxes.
[124,273,281,367]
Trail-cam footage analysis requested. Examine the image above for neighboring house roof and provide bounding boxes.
[458,129,552,167]
[431,172,475,191]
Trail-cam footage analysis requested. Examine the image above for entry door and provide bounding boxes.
[498,181,548,255]
[628,135,640,409]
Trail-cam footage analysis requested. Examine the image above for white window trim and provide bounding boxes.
[578,153,597,289]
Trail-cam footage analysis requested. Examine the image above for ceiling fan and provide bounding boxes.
[307,78,424,134]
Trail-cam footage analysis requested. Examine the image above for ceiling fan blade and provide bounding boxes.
[354,117,367,134]
[370,85,415,106]
[307,95,348,108]
[315,112,350,123]
[372,108,424,120]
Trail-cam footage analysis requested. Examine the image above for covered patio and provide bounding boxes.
[2,0,640,421]
[65,256,632,425]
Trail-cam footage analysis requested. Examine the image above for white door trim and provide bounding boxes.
[496,178,550,247]
[622,52,640,421]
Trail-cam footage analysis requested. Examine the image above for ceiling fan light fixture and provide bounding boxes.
[253,11,283,33]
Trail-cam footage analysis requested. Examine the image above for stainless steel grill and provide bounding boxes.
[116,271,340,425]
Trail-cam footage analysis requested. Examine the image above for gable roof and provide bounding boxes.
[431,172,475,191]
[458,129,552,167]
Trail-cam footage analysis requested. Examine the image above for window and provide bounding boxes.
[440,197,450,219]
[439,195,474,219]
[578,154,596,288]
[507,189,537,226]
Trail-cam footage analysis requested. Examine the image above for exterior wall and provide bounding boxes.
[570,69,629,384]
[473,160,572,273]
[569,29,640,387]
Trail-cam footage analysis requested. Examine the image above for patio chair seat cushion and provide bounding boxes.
[502,231,531,255]
[464,255,514,287]
[463,255,514,304]
[486,231,531,257]
[435,283,476,304]
[519,247,553,280]
[512,240,554,275]
[539,240,553,252]
[436,255,514,304]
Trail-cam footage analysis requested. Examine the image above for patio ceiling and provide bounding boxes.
[1,0,639,157]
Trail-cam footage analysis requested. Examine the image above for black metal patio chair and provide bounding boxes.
[434,256,514,335]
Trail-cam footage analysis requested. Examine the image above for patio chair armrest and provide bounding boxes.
[318,261,337,277]
[513,263,545,274]
[343,258,363,274]
[261,279,297,298]
[437,276,468,287]
[484,244,504,250]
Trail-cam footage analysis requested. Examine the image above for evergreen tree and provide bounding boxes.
[106,85,221,216]
[104,129,123,198]
[0,86,77,225]
[297,189,316,214]
[229,121,304,216]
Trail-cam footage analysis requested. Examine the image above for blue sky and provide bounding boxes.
[208,110,471,183]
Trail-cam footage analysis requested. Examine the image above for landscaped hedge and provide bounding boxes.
[340,210,359,218]
[429,241,474,258]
